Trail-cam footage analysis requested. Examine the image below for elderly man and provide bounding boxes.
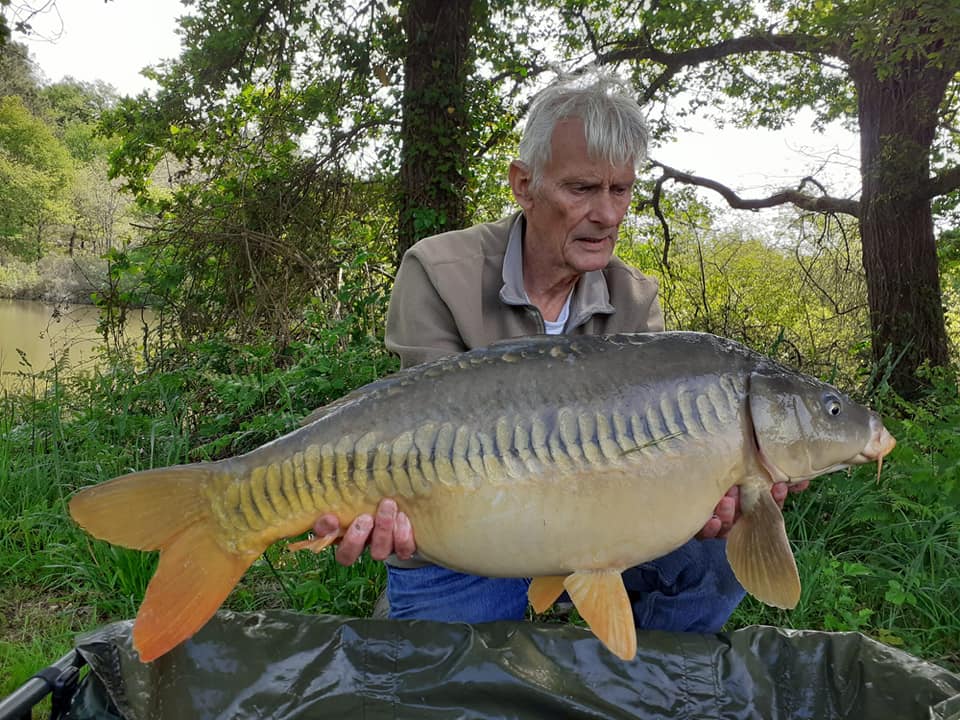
[314,73,804,630]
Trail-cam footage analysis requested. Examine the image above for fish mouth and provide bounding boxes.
[851,414,897,465]
[802,415,896,482]
[850,414,896,480]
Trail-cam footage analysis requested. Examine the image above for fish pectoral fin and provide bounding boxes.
[726,482,801,609]
[563,570,637,661]
[287,530,340,554]
[528,575,569,614]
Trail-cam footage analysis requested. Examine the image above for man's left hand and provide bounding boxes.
[696,480,810,540]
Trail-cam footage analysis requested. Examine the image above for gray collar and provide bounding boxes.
[499,213,615,328]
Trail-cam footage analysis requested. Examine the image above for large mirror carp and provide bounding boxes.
[70,331,895,662]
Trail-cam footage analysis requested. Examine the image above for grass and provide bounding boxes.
[0,325,397,702]
[729,473,960,669]
[2,336,959,709]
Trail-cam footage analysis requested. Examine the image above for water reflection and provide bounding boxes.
[0,298,151,390]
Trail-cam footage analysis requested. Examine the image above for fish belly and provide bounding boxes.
[406,462,731,577]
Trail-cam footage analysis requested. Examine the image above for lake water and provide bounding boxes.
[0,298,150,391]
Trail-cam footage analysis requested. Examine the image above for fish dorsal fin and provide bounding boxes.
[726,480,801,609]
[563,570,637,661]
[299,391,364,427]
[528,575,568,613]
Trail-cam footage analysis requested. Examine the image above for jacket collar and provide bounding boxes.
[499,213,615,328]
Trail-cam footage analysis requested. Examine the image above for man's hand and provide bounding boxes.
[312,498,416,566]
[696,480,810,540]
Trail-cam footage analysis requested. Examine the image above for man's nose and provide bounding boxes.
[588,191,623,226]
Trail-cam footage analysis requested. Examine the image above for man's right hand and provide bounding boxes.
[313,498,416,566]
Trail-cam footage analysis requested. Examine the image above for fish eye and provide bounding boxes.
[822,394,843,416]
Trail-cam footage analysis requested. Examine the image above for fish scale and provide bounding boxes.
[214,374,746,540]
[68,331,895,663]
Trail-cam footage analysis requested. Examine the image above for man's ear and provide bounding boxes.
[509,160,534,211]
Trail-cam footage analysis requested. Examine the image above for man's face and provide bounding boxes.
[511,117,636,277]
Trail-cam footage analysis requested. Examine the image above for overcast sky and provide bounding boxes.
[20,0,860,200]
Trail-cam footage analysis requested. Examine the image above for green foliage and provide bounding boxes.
[0,47,132,275]
[0,95,74,256]
[98,0,407,342]
[41,79,120,162]
[619,195,870,385]
[0,40,42,111]
[941,228,960,351]
[560,0,960,140]
[86,1,549,339]
[0,297,399,693]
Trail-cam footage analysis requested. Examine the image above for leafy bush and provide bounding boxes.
[0,255,107,302]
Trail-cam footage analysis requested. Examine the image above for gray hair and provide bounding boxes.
[518,71,649,186]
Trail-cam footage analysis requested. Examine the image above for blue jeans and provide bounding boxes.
[386,538,744,633]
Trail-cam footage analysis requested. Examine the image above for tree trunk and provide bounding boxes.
[853,59,952,397]
[397,0,473,262]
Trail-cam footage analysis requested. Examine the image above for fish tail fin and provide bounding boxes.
[69,465,263,662]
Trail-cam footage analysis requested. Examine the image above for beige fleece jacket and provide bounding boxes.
[385,213,664,369]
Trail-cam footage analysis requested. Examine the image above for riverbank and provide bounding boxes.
[0,255,106,305]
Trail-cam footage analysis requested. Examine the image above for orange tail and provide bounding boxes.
[69,465,264,662]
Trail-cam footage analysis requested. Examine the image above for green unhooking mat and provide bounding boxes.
[58,611,960,719]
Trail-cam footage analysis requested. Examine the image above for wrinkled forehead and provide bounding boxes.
[547,117,638,177]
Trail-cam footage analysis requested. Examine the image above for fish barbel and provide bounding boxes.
[69,332,895,662]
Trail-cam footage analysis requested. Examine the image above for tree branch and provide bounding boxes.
[649,173,672,266]
[599,32,848,103]
[651,161,861,218]
[568,6,602,59]
[921,166,960,200]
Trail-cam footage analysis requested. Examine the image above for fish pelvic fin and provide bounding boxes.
[69,465,264,662]
[287,531,340,554]
[563,570,637,661]
[528,575,569,614]
[726,480,800,609]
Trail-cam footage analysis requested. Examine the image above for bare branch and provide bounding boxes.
[651,161,861,217]
[568,6,602,59]
[8,0,61,38]
[649,174,672,266]
[794,237,841,316]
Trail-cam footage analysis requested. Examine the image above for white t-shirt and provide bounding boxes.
[543,292,573,335]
